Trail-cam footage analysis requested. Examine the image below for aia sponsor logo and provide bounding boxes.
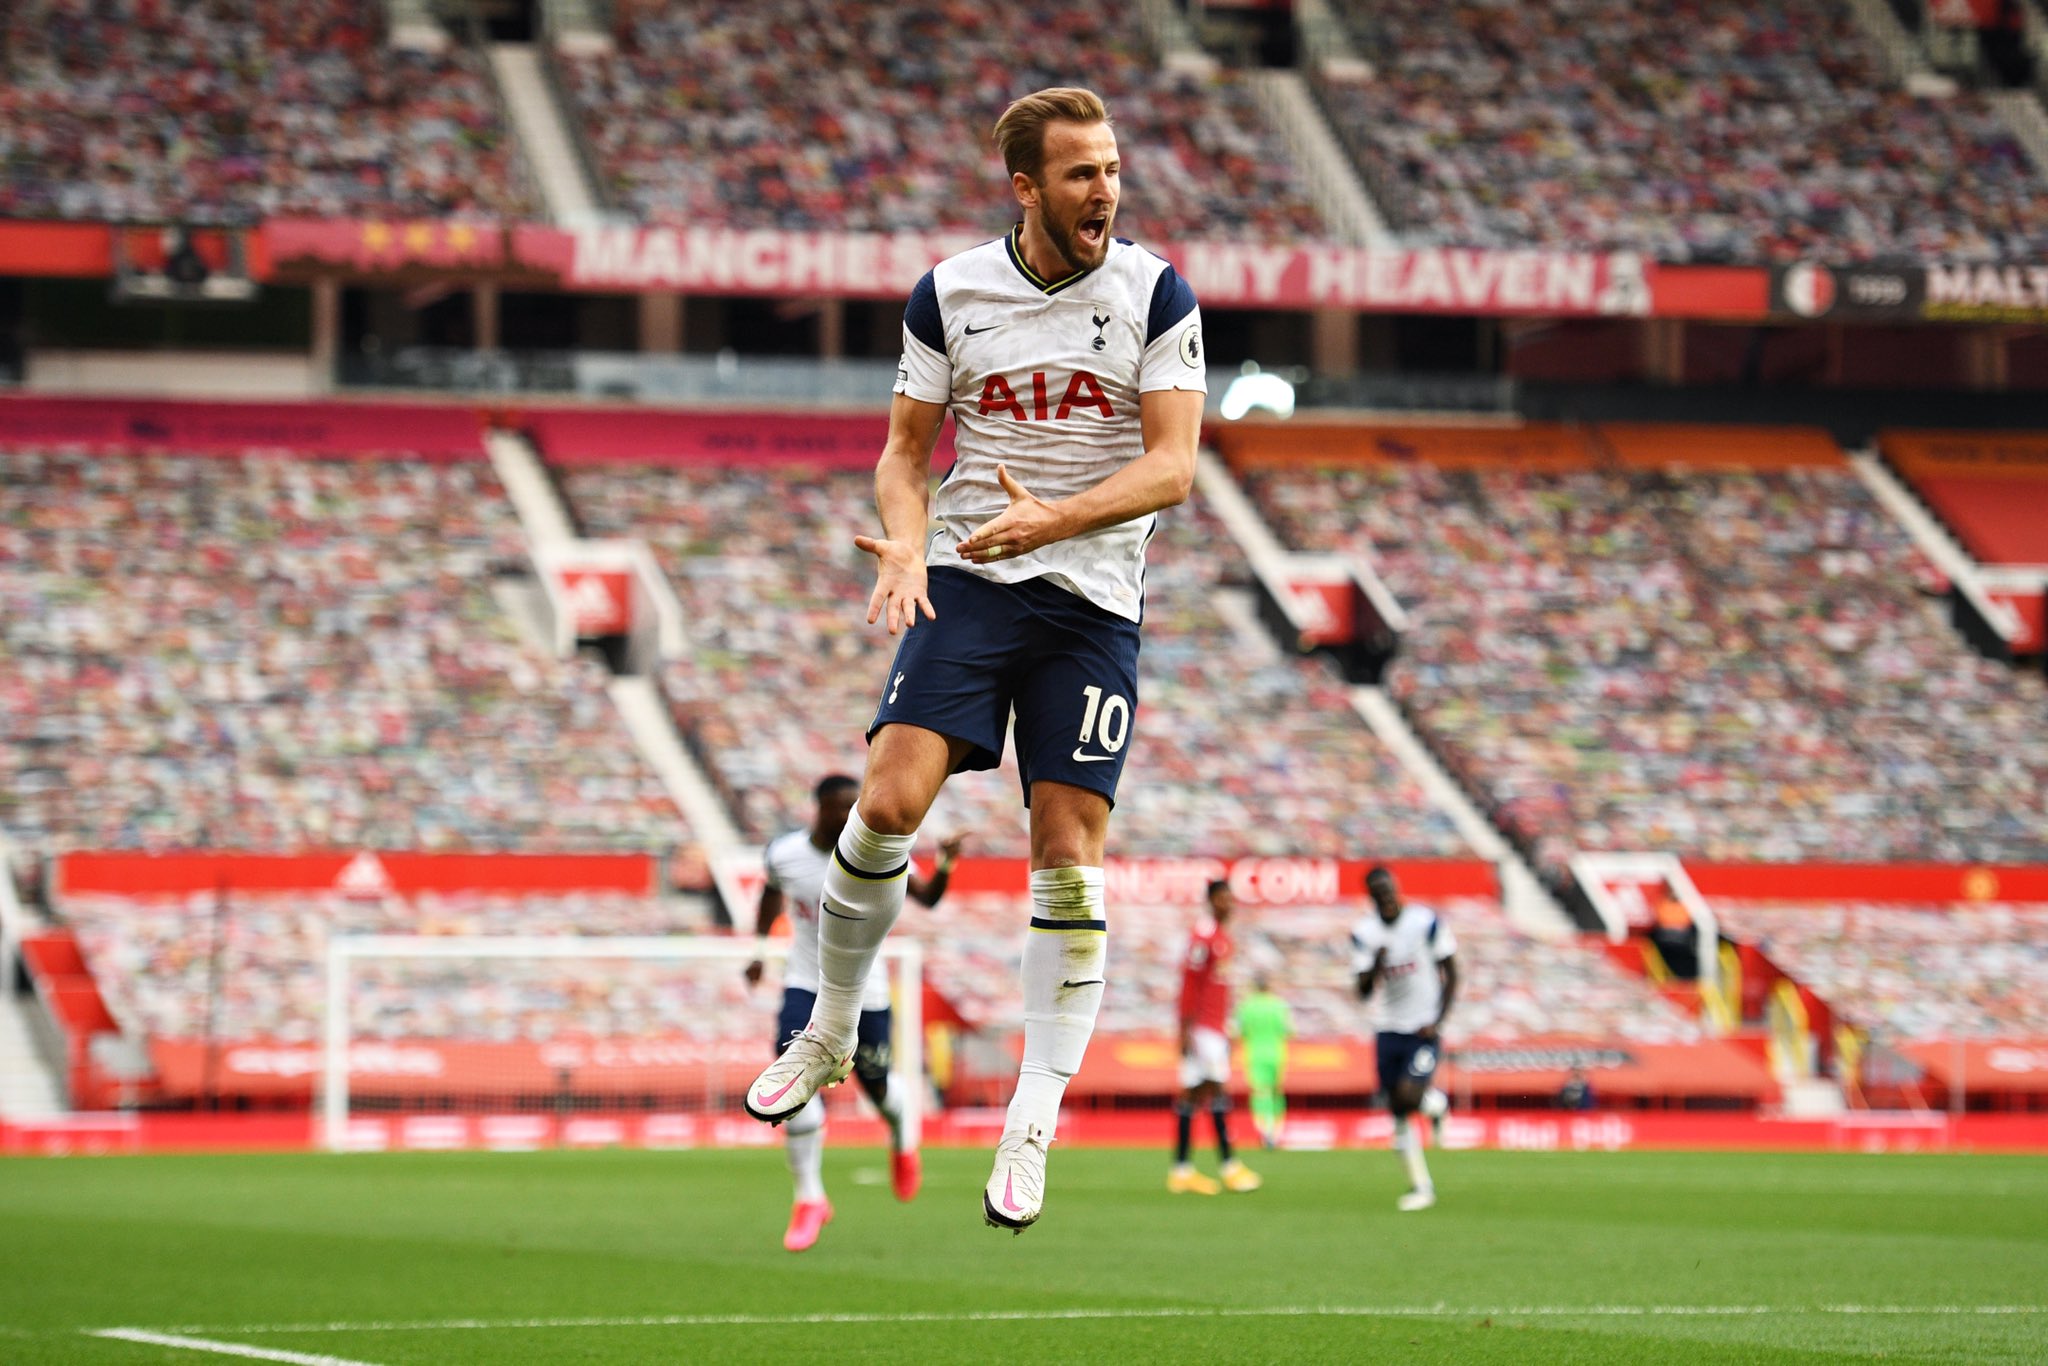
[978,371,1115,421]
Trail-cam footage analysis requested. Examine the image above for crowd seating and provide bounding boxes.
[558,462,1465,859]
[1318,0,2048,263]
[1715,901,2048,1040]
[555,0,1328,242]
[1243,459,2048,872]
[912,892,1704,1042]
[0,0,530,223]
[62,890,716,1044]
[0,448,683,854]
[65,885,1697,1054]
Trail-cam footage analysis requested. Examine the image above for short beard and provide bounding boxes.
[1041,208,1109,275]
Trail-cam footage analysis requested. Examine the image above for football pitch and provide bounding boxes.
[1,1147,2042,1363]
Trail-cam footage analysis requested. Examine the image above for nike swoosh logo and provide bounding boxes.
[1002,1172,1023,1213]
[964,323,1001,335]
[759,1074,805,1107]
[1071,749,1113,763]
[1060,979,1105,989]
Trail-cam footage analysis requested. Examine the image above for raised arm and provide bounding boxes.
[956,387,1201,565]
[907,833,966,907]
[857,392,951,636]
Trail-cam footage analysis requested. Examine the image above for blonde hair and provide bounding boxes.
[993,87,1111,181]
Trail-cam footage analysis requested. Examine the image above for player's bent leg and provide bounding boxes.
[808,727,959,1045]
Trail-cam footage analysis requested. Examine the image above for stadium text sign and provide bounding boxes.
[1924,263,2048,321]
[533,226,1648,315]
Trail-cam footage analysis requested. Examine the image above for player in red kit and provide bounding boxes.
[1169,880,1260,1195]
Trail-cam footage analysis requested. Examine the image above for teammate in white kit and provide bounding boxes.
[746,774,963,1252]
[742,85,1207,1234]
[1351,865,1460,1211]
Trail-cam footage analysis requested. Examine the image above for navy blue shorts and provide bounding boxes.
[1376,1031,1441,1093]
[868,566,1142,805]
[778,988,892,1087]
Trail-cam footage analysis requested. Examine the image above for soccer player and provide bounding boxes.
[1236,973,1293,1150]
[745,774,965,1252]
[742,85,1206,1236]
[1170,880,1261,1195]
[1351,865,1458,1211]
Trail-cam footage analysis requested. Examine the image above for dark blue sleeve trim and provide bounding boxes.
[1145,264,1198,346]
[905,270,945,357]
[1427,915,1440,944]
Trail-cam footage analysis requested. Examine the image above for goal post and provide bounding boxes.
[321,935,922,1154]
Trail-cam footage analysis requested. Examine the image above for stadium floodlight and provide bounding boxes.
[321,935,922,1154]
[1220,365,1295,421]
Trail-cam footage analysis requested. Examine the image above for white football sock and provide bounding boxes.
[809,808,914,1049]
[1394,1116,1433,1193]
[1005,867,1107,1139]
[785,1096,826,1203]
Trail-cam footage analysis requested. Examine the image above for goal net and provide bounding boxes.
[320,936,922,1154]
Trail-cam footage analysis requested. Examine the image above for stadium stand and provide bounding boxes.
[1316,0,2048,263]
[1716,901,2048,1040]
[553,0,1329,241]
[1239,443,2048,874]
[62,890,705,1045]
[54,880,1700,1109]
[1881,431,2048,566]
[0,447,684,854]
[928,892,1704,1045]
[0,0,532,223]
[556,461,1466,859]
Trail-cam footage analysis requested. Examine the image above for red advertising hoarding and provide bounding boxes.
[14,1107,2046,1157]
[0,395,487,459]
[146,1029,1769,1104]
[1684,862,2048,903]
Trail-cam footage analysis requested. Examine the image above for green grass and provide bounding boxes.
[1,1147,2043,1363]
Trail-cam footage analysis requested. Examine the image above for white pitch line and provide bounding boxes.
[102,1304,2044,1337]
[90,1328,384,1366]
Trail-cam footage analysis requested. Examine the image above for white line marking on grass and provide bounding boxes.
[110,1304,2043,1336]
[90,1328,383,1365]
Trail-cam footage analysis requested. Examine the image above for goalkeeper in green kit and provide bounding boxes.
[1235,975,1292,1149]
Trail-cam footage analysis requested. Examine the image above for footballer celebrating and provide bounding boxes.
[742,85,1206,1235]
[1352,865,1458,1211]
[746,775,963,1251]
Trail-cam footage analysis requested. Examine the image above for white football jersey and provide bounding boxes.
[763,830,891,1010]
[894,228,1207,623]
[1350,904,1456,1035]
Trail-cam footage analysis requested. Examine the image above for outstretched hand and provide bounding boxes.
[855,532,936,636]
[957,464,1064,566]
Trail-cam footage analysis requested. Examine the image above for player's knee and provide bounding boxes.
[851,788,922,837]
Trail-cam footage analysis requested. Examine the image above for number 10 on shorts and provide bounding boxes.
[1077,685,1130,754]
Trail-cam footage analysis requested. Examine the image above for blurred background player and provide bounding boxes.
[1236,973,1293,1149]
[746,774,965,1251]
[1170,880,1260,1195]
[1351,865,1458,1212]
